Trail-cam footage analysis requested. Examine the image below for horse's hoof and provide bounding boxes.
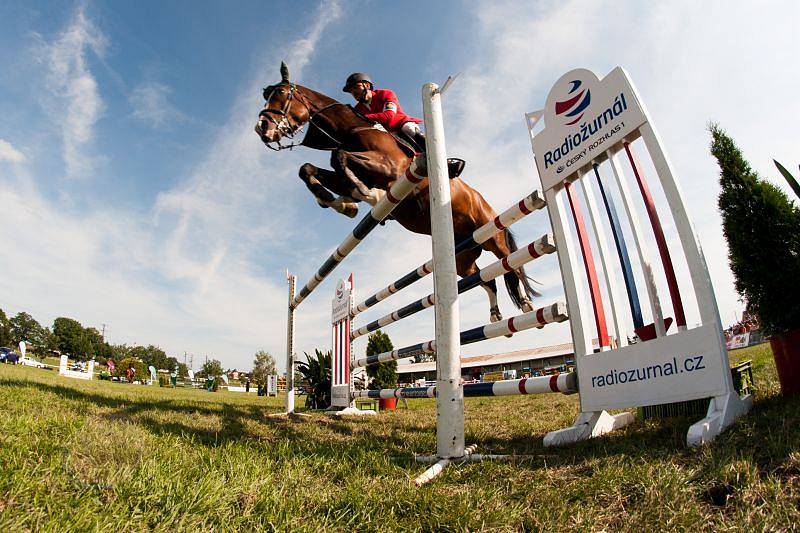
[343,204,358,218]
[521,300,534,313]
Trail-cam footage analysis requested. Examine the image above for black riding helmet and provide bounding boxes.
[342,72,373,92]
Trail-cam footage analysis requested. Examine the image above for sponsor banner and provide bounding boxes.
[726,333,750,350]
[532,67,648,192]
[578,324,730,411]
[332,278,352,322]
[482,371,505,382]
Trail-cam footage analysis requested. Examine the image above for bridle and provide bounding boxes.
[259,82,347,151]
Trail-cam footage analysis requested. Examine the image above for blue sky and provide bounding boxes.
[1,0,798,372]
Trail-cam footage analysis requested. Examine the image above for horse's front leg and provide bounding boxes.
[299,163,358,218]
[333,151,389,206]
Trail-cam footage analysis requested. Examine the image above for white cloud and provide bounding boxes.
[0,140,26,164]
[130,81,185,128]
[37,5,107,178]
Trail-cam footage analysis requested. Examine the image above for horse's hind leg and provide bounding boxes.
[482,229,537,313]
[299,163,358,218]
[457,248,508,333]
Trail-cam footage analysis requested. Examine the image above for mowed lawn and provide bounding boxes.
[1,344,798,531]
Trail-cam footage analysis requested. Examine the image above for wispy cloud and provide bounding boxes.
[36,5,107,178]
[130,81,185,128]
[0,140,26,164]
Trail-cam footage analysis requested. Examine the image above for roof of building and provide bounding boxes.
[395,339,601,374]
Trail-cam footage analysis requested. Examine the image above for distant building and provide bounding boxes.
[396,339,609,385]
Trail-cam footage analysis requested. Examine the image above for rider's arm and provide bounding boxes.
[364,90,401,129]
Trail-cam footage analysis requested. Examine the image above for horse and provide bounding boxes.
[255,62,539,323]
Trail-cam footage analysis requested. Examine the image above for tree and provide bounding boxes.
[712,124,800,335]
[200,359,223,378]
[297,349,331,409]
[53,317,93,359]
[129,345,170,370]
[10,312,49,349]
[0,308,11,347]
[365,330,397,389]
[251,350,277,386]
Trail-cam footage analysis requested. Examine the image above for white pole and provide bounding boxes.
[286,274,296,414]
[422,82,464,460]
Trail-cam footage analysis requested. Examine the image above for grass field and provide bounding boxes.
[1,343,798,531]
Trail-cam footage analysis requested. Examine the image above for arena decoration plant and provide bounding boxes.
[365,330,397,390]
[297,349,331,409]
[711,124,800,394]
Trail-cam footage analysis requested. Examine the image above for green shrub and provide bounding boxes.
[366,331,397,390]
[711,124,800,334]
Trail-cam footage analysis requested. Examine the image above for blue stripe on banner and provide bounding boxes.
[460,325,487,345]
[463,382,495,397]
[593,164,644,329]
[318,255,340,279]
[338,322,345,384]
[352,215,381,240]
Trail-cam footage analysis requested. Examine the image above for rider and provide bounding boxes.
[342,72,427,151]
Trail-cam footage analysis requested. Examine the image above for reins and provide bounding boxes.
[260,84,355,151]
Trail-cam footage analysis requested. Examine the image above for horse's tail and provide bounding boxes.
[503,228,542,309]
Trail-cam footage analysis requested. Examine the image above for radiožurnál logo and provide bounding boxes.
[555,80,591,126]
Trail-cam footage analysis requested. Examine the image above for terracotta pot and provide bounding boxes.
[379,397,397,410]
[770,328,800,396]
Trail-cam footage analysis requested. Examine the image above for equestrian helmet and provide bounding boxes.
[343,72,373,92]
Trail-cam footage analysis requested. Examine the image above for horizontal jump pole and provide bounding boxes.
[351,233,557,339]
[353,373,577,399]
[291,157,425,309]
[352,301,568,369]
[350,190,546,317]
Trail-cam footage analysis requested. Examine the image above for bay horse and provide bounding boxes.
[255,62,539,323]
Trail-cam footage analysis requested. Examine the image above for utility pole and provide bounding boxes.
[100,323,107,361]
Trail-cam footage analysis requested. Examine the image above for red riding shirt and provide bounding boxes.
[354,88,422,132]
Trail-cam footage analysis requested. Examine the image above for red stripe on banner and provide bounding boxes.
[508,317,518,333]
[518,378,528,395]
[386,190,399,204]
[527,242,541,259]
[493,216,505,230]
[344,319,349,384]
[555,89,584,114]
[501,257,511,272]
[332,325,337,385]
[549,375,560,392]
[426,295,434,306]
[422,264,432,274]
[536,307,545,323]
[565,182,611,348]
[624,142,686,328]
[519,199,532,215]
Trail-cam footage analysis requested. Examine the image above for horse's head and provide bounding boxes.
[255,62,310,149]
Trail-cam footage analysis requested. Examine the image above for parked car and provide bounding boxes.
[19,356,45,368]
[0,347,19,364]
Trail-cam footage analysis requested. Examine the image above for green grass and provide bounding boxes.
[0,344,798,531]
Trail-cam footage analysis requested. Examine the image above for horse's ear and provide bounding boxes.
[280,62,290,82]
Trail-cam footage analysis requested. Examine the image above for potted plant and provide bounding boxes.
[297,349,331,409]
[366,331,398,410]
[711,125,800,395]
